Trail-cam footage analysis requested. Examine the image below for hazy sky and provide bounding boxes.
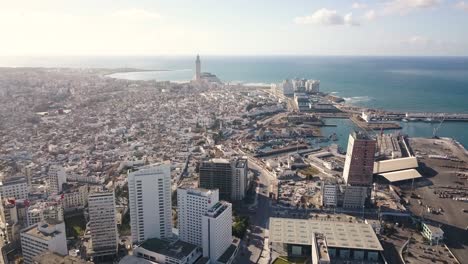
[1,0,468,56]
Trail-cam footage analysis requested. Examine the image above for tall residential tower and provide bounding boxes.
[177,188,219,246]
[128,164,172,243]
[88,191,119,257]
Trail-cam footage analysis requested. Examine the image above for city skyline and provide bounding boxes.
[1,0,468,56]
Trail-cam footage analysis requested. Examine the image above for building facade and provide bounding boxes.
[26,202,63,227]
[47,165,67,194]
[88,191,119,257]
[199,159,232,201]
[231,158,248,201]
[62,184,88,210]
[20,219,68,264]
[202,201,233,263]
[177,188,219,247]
[343,132,376,186]
[0,177,28,200]
[128,165,172,243]
[321,184,338,207]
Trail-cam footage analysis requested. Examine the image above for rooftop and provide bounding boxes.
[22,219,64,241]
[269,217,383,251]
[373,157,418,174]
[378,169,422,182]
[139,238,198,260]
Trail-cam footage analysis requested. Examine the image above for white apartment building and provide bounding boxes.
[88,191,119,257]
[231,158,248,201]
[0,177,28,200]
[202,201,233,263]
[128,164,172,243]
[48,165,67,194]
[177,188,219,246]
[20,219,68,264]
[26,202,63,227]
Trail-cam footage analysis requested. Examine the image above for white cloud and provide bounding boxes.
[112,8,161,20]
[455,1,468,11]
[385,0,442,14]
[344,13,360,26]
[352,2,368,9]
[295,8,359,26]
[404,35,433,46]
[364,10,377,20]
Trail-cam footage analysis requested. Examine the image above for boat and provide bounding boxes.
[402,118,408,122]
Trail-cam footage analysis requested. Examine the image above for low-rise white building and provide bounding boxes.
[421,222,444,245]
[20,219,68,264]
[26,202,63,227]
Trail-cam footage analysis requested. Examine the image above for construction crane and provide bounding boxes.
[432,115,445,138]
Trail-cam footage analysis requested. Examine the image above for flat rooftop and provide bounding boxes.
[269,217,383,251]
[22,219,64,241]
[139,238,198,260]
[378,169,422,182]
[373,157,418,174]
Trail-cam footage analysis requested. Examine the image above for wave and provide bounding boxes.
[343,96,373,104]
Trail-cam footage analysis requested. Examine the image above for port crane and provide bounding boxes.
[432,115,445,138]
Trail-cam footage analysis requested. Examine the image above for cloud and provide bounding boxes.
[352,2,368,9]
[364,10,377,20]
[455,1,468,11]
[112,8,161,20]
[384,0,442,14]
[404,35,433,46]
[295,8,359,26]
[344,13,360,26]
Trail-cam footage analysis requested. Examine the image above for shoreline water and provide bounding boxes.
[105,69,468,149]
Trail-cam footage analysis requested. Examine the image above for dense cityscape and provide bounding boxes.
[0,55,466,264]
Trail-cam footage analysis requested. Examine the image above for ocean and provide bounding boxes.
[2,55,467,148]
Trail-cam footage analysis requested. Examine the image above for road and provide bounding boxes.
[234,150,275,264]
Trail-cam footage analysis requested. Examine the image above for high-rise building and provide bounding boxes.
[0,177,28,200]
[343,131,376,186]
[199,158,248,202]
[195,55,201,82]
[128,165,172,243]
[177,188,219,246]
[202,201,232,263]
[47,165,67,194]
[199,159,232,201]
[20,219,68,264]
[88,191,119,257]
[231,158,248,201]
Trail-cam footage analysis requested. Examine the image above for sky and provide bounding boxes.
[1,0,468,56]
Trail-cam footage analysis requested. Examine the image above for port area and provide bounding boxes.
[398,137,468,262]
[380,224,459,264]
[350,114,402,130]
